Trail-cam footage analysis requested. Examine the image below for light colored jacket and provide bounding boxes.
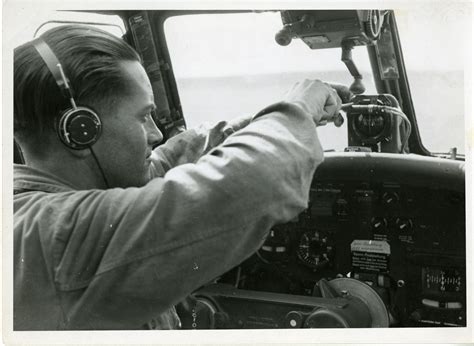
[14,105,323,329]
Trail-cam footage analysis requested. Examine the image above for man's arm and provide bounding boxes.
[150,81,350,175]
[151,115,253,175]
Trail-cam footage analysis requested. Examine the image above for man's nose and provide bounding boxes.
[147,118,164,148]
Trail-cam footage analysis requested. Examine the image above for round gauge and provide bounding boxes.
[355,113,385,138]
[297,230,333,270]
[258,228,290,263]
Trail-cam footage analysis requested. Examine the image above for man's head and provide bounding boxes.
[14,25,163,188]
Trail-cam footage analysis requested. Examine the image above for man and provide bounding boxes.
[14,24,346,330]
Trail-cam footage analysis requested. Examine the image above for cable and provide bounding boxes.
[89,147,110,189]
[383,107,412,152]
[370,105,411,152]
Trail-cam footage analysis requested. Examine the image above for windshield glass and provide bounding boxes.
[395,4,468,154]
[164,12,376,152]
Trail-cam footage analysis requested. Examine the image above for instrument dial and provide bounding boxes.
[258,228,290,263]
[297,230,333,270]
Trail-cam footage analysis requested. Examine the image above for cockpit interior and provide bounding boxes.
[10,7,468,332]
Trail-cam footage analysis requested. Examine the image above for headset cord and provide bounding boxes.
[89,147,110,189]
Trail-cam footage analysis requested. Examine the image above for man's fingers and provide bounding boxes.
[283,79,348,126]
[323,88,342,116]
[331,87,342,111]
[328,83,353,103]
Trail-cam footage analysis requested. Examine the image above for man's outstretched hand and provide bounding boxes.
[322,82,353,127]
[284,79,352,127]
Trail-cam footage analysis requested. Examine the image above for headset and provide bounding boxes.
[32,38,102,150]
[32,37,109,187]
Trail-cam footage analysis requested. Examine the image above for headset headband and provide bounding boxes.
[32,38,76,107]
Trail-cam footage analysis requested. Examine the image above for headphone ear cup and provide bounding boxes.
[57,107,102,150]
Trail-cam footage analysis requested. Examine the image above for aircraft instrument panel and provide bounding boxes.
[180,152,466,329]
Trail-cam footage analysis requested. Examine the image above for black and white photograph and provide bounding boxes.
[2,0,473,344]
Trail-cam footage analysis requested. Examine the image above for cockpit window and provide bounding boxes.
[395,4,467,154]
[164,12,377,152]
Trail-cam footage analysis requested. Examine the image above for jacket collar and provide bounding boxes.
[14,164,77,193]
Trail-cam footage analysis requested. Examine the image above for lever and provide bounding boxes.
[341,41,366,95]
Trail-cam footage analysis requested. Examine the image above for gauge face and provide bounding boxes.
[355,113,385,137]
[258,228,290,263]
[297,230,333,270]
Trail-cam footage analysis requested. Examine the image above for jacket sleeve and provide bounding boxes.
[151,120,240,175]
[48,105,324,329]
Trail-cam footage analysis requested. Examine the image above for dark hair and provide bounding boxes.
[14,24,141,142]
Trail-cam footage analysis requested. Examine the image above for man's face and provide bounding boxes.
[93,60,163,188]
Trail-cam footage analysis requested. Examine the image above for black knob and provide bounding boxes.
[371,217,388,232]
[396,218,413,232]
[382,191,399,206]
[350,77,366,94]
[286,311,305,328]
[275,27,293,46]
